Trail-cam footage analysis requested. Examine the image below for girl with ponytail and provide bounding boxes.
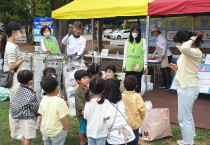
[84,77,110,145]
[1,22,25,140]
[170,30,203,145]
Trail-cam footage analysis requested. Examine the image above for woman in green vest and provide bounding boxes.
[122,26,147,93]
[40,26,61,54]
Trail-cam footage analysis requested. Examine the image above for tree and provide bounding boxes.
[0,0,51,43]
[0,0,16,32]
[49,0,73,53]
[15,0,51,44]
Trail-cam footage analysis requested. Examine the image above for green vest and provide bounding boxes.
[43,37,59,54]
[125,38,144,72]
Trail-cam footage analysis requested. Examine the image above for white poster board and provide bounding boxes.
[170,64,210,94]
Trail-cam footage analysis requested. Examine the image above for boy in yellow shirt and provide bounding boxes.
[39,76,70,145]
[122,75,146,145]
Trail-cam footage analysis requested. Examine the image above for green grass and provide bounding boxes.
[0,100,210,145]
[0,100,80,145]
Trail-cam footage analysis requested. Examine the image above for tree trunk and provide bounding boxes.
[53,19,59,39]
[50,0,70,53]
[24,20,33,44]
[28,20,33,44]
[97,20,103,51]
[2,12,6,33]
[92,19,97,40]
[123,20,129,29]
[25,24,29,42]
[53,19,69,53]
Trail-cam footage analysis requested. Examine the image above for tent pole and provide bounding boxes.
[138,19,141,28]
[145,15,150,93]
[91,19,94,63]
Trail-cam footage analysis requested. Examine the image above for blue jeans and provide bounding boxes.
[88,137,106,145]
[176,82,199,144]
[133,129,139,145]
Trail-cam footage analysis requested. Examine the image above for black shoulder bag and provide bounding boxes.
[0,60,18,88]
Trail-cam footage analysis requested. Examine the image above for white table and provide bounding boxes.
[84,54,124,60]
[84,54,124,69]
[84,54,161,63]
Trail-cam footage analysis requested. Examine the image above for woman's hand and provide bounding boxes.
[169,63,178,71]
[9,55,25,70]
[21,55,25,62]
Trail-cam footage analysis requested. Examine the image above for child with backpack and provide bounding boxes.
[103,79,136,145]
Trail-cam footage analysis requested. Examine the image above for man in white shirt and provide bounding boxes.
[61,22,86,56]
[152,26,173,90]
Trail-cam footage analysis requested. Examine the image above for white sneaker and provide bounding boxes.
[177,140,184,145]
[177,140,195,145]
[12,134,22,140]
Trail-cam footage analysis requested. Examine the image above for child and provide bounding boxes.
[122,76,146,145]
[39,76,69,145]
[41,67,62,98]
[37,67,68,130]
[103,79,136,145]
[74,70,90,145]
[105,65,118,79]
[87,63,102,78]
[105,65,124,92]
[84,77,110,145]
[10,70,39,145]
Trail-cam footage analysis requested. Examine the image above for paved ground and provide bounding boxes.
[143,86,210,130]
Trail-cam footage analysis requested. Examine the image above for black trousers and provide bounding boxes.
[125,70,143,93]
[160,55,173,88]
[106,139,136,145]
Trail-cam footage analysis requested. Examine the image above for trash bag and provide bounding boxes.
[144,101,153,110]
[0,87,10,101]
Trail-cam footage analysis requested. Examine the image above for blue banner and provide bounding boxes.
[140,16,210,48]
[34,18,53,42]
[170,64,210,94]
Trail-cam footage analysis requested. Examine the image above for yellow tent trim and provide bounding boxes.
[52,0,154,19]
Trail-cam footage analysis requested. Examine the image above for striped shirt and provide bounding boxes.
[3,41,21,71]
[10,85,39,119]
